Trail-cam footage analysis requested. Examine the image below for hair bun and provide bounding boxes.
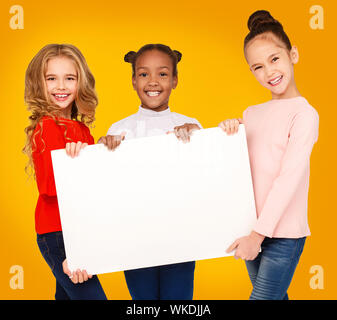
[124,51,137,63]
[173,50,182,62]
[248,10,277,31]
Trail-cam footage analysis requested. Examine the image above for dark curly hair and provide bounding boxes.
[124,44,182,77]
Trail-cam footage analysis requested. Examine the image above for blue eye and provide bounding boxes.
[139,73,147,77]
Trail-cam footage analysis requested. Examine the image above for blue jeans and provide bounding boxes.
[124,261,196,300]
[245,237,306,300]
[37,231,107,300]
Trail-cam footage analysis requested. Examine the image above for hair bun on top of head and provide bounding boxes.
[124,47,182,64]
[173,50,182,62]
[248,10,281,31]
[124,51,137,63]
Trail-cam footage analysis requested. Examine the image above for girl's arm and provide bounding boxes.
[34,119,92,283]
[33,120,91,195]
[33,119,66,197]
[252,109,319,237]
[227,109,319,260]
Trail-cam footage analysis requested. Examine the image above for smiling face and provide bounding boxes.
[132,49,178,112]
[44,56,78,118]
[245,33,299,99]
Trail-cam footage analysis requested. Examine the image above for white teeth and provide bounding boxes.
[269,76,282,85]
[146,91,160,97]
[55,94,68,98]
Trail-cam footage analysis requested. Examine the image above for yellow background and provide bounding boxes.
[1,0,335,299]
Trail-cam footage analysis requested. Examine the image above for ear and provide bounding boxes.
[172,75,178,89]
[132,76,136,90]
[290,46,299,64]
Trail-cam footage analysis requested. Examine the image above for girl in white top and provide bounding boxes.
[99,44,202,300]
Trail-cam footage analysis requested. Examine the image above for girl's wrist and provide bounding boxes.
[249,230,265,245]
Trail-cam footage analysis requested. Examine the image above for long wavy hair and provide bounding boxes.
[23,44,98,177]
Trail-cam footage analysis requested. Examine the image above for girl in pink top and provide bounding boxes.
[219,10,319,299]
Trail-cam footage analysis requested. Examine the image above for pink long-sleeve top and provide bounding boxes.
[243,96,319,238]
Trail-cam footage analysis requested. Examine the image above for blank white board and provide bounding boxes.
[51,126,257,275]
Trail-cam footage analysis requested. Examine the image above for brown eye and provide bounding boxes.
[254,66,262,71]
[272,57,279,63]
[139,72,147,77]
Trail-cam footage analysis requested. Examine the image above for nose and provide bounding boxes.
[147,74,159,86]
[57,79,66,90]
[265,64,276,78]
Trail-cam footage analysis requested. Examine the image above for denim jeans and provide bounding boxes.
[37,231,107,300]
[124,261,196,300]
[245,237,306,300]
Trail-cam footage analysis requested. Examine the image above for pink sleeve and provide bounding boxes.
[242,107,250,125]
[253,109,319,237]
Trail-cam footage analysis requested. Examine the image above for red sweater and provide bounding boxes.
[32,116,95,234]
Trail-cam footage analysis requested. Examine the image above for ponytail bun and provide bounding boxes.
[248,10,281,32]
[244,10,291,51]
[124,51,137,63]
[173,50,182,62]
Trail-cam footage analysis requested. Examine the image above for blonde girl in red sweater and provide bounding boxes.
[23,44,106,299]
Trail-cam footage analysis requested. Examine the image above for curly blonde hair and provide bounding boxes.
[23,44,98,177]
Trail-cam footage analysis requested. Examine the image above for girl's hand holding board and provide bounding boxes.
[218,118,242,135]
[226,231,265,261]
[97,132,126,151]
[98,123,201,150]
[167,123,201,143]
[65,141,88,158]
[62,259,93,284]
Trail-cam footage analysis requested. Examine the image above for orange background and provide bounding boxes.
[1,0,335,299]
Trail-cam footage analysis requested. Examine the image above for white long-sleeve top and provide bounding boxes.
[107,106,202,139]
